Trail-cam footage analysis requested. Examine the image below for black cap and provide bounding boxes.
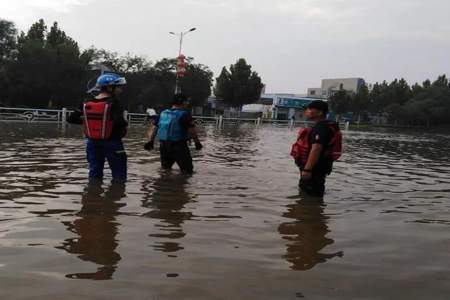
[306,100,328,114]
[171,93,188,105]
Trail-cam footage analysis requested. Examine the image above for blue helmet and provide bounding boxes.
[96,73,127,88]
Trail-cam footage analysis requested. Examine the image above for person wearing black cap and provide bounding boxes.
[299,100,337,197]
[144,93,203,174]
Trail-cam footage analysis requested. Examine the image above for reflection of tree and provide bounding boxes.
[278,199,343,271]
[141,172,193,253]
[57,182,126,280]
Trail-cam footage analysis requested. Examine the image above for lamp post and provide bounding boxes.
[169,28,196,93]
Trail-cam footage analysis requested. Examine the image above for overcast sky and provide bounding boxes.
[1,0,450,93]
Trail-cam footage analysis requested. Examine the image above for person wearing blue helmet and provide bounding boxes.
[67,73,129,183]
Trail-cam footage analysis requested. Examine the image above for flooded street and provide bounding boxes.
[0,122,449,299]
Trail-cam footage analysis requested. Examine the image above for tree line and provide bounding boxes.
[0,19,263,112]
[329,76,450,126]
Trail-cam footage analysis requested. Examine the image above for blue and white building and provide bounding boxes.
[243,94,326,120]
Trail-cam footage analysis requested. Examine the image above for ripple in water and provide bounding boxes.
[0,122,449,299]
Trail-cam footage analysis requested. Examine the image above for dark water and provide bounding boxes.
[0,122,449,299]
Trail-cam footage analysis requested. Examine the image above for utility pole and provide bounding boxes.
[169,28,196,93]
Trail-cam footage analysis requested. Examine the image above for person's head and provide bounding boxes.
[171,93,189,109]
[96,73,127,96]
[304,100,328,122]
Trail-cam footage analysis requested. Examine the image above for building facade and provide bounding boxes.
[308,78,366,99]
[256,94,325,120]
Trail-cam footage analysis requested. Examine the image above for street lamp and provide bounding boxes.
[169,28,197,93]
[169,27,196,56]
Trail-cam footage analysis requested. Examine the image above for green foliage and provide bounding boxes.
[0,19,18,104]
[214,58,263,108]
[180,63,213,107]
[329,90,352,116]
[333,75,450,126]
[7,19,86,108]
[0,19,17,60]
[0,19,213,111]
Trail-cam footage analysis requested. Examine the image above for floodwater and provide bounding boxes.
[0,122,449,300]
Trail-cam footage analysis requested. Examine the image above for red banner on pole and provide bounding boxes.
[177,54,186,78]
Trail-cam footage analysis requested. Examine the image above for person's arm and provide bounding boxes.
[188,127,202,149]
[147,123,158,140]
[111,100,128,127]
[302,144,323,179]
[182,113,202,150]
[144,117,159,151]
[67,103,84,124]
[301,123,330,179]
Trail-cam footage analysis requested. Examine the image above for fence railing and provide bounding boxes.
[0,107,342,129]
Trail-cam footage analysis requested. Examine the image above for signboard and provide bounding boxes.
[277,97,313,108]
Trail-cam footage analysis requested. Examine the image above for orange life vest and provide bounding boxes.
[290,121,342,167]
[83,101,113,140]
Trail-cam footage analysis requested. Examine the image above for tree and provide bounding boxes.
[214,58,263,108]
[26,19,46,42]
[0,19,17,60]
[368,81,390,114]
[9,19,87,108]
[0,19,17,105]
[432,75,449,88]
[329,90,352,120]
[411,82,423,97]
[395,78,412,105]
[85,48,152,74]
[351,83,370,122]
[119,57,213,111]
[180,63,213,107]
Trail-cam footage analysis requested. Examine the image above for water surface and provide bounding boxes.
[0,122,449,299]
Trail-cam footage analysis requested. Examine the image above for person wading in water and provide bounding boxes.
[291,100,342,197]
[67,73,128,183]
[144,93,203,174]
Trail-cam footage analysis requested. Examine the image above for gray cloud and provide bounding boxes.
[3,0,450,93]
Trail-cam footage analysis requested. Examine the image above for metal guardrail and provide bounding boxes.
[0,107,323,128]
[0,107,69,123]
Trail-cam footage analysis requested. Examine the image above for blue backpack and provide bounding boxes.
[157,109,189,141]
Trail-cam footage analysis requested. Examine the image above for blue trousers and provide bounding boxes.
[86,139,127,182]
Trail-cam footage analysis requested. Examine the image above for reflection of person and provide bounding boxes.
[57,182,126,280]
[67,73,128,183]
[144,93,203,174]
[141,172,192,253]
[278,198,343,271]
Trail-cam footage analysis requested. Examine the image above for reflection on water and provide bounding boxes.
[0,123,449,299]
[141,172,193,254]
[56,182,126,280]
[279,197,343,270]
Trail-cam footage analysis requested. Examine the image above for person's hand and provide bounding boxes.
[195,141,203,150]
[144,140,154,151]
[301,170,312,180]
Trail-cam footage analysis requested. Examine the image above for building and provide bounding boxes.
[308,78,366,99]
[256,94,325,120]
[307,88,326,99]
[241,96,273,119]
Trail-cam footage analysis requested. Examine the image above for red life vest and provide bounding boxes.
[83,101,113,140]
[290,121,342,167]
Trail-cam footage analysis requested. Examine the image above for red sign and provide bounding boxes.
[177,54,186,77]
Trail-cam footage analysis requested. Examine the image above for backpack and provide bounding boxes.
[157,109,189,141]
[290,121,342,167]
